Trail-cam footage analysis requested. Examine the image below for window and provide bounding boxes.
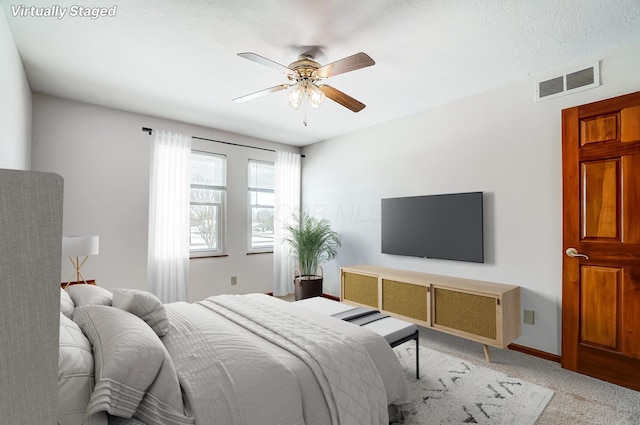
[190,151,226,256]
[248,160,274,251]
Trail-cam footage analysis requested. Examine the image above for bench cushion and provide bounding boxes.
[364,317,417,345]
[293,297,417,344]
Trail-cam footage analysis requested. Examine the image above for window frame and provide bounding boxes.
[189,150,227,258]
[247,159,275,253]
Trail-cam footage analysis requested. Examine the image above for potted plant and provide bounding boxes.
[284,212,341,300]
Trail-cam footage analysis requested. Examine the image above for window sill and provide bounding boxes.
[246,251,273,255]
[190,253,229,260]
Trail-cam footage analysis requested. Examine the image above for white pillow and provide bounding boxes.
[66,284,113,307]
[58,313,107,425]
[111,288,169,337]
[60,288,75,319]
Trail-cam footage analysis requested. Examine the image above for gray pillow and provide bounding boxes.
[111,288,169,337]
[66,284,113,307]
[73,305,191,424]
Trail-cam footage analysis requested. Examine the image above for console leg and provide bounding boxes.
[483,344,492,363]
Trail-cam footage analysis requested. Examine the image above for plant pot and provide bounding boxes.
[294,275,323,300]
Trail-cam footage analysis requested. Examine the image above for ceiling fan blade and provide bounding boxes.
[237,52,295,75]
[316,52,375,78]
[232,84,290,103]
[318,85,366,112]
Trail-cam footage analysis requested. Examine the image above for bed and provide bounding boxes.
[0,169,411,424]
[59,284,413,425]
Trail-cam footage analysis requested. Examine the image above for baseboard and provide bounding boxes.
[508,343,561,363]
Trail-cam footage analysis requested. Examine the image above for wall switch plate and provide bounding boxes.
[231,276,237,285]
[523,309,535,325]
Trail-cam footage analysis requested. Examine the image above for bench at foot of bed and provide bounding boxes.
[293,296,420,379]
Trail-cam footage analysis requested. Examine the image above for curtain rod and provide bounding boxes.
[142,127,304,157]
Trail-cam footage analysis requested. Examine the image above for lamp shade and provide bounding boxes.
[62,235,99,257]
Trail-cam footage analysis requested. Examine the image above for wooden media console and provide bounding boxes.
[340,264,521,362]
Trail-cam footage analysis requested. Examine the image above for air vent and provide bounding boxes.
[535,62,600,102]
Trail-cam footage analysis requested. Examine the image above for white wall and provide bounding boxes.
[0,6,31,170]
[31,94,299,301]
[301,42,640,355]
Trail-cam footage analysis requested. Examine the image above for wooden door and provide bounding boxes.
[562,91,640,391]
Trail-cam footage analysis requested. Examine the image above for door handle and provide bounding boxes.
[566,247,589,260]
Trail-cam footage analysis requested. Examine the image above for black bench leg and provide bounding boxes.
[415,334,419,380]
[389,330,420,380]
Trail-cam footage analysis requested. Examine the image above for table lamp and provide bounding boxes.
[62,235,99,287]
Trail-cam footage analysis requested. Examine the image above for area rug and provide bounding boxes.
[392,343,554,425]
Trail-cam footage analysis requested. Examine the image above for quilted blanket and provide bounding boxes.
[162,294,411,425]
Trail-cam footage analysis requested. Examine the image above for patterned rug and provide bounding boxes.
[392,343,554,425]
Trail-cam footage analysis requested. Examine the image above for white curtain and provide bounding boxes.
[273,151,301,296]
[148,130,191,303]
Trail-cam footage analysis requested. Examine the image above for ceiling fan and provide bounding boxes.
[232,51,375,118]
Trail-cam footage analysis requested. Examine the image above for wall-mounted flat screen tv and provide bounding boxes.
[381,192,484,263]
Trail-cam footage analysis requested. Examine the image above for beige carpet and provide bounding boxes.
[280,295,640,424]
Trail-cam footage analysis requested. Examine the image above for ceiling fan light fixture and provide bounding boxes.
[288,80,325,110]
[307,83,325,108]
[288,84,305,109]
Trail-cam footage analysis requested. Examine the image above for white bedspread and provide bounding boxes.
[162,294,412,425]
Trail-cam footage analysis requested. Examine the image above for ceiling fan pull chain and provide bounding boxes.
[302,96,308,127]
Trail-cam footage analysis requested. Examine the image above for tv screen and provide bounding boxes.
[381,192,484,263]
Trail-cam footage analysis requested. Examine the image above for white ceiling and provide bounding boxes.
[3,0,640,146]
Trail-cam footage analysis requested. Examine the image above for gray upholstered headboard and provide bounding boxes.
[0,169,63,424]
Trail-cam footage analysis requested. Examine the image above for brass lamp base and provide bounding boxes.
[63,256,90,288]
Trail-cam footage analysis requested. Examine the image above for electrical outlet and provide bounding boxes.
[231,276,237,285]
[523,309,535,325]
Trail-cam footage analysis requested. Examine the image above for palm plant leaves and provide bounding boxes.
[284,212,341,277]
